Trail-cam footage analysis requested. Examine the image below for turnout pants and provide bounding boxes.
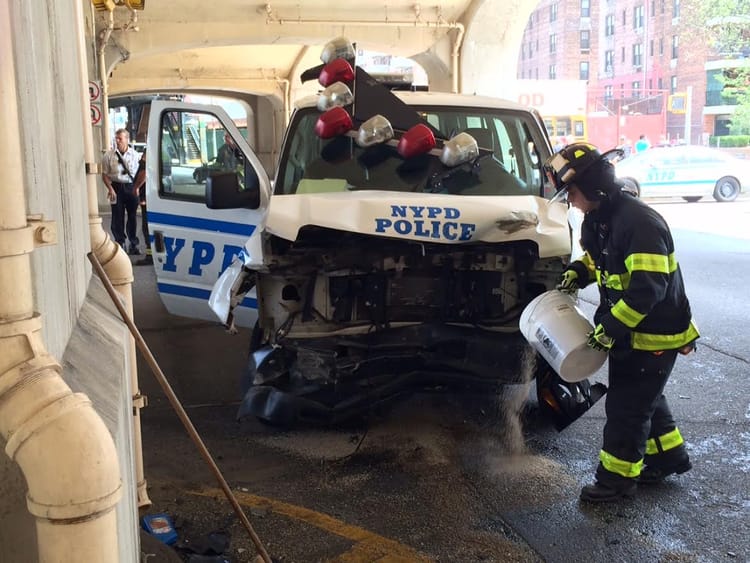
[595,349,690,489]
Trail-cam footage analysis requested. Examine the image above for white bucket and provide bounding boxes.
[519,290,607,382]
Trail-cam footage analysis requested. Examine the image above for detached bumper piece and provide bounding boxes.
[536,370,607,431]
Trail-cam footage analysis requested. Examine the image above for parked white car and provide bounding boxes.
[614,145,749,202]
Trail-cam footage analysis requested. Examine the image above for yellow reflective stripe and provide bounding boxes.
[582,252,596,278]
[632,320,700,351]
[645,428,684,455]
[625,252,677,274]
[604,272,630,291]
[658,428,684,451]
[612,299,647,328]
[599,450,643,478]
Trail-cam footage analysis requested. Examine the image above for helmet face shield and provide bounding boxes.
[544,143,602,203]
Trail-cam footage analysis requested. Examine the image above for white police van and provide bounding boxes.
[145,39,603,428]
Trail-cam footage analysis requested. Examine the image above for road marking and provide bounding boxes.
[189,487,431,562]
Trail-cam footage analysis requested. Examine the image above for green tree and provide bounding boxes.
[686,0,750,134]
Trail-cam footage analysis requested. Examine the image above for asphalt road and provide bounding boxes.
[134,198,750,563]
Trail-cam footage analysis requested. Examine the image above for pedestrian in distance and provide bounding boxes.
[634,133,650,153]
[544,142,699,503]
[102,128,141,254]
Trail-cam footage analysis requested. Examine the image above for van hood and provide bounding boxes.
[264,191,571,259]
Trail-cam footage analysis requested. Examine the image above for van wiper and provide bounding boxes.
[424,156,486,194]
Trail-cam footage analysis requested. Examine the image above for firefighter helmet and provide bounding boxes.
[544,142,604,202]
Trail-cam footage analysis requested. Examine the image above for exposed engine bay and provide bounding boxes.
[238,227,579,426]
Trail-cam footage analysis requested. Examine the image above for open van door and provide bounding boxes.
[146,101,270,327]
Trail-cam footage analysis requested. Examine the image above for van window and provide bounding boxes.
[276,107,549,198]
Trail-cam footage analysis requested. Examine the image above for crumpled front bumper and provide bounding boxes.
[209,258,255,329]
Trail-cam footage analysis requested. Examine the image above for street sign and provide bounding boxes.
[90,103,102,126]
[88,80,102,103]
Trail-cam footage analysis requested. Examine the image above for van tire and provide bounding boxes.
[682,196,702,203]
[713,177,740,202]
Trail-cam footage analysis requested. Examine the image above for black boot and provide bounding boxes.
[580,480,636,503]
[638,460,692,485]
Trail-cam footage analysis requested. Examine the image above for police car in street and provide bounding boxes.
[615,144,749,202]
[145,38,604,429]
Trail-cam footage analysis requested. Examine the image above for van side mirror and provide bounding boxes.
[206,170,260,209]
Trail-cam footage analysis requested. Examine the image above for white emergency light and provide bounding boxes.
[317,82,354,112]
[440,132,479,167]
[355,115,394,147]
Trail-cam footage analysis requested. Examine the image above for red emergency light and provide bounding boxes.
[397,124,436,159]
[314,106,354,139]
[319,58,355,88]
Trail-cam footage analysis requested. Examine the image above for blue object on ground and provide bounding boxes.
[141,513,179,545]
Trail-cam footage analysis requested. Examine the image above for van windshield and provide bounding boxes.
[275,106,551,198]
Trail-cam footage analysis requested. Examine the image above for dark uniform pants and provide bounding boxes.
[596,349,690,489]
[110,181,140,247]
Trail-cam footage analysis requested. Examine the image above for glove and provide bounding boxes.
[587,324,614,352]
[556,269,579,294]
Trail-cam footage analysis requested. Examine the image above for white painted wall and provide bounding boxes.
[1,1,138,561]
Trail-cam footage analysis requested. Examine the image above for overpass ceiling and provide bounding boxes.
[101,1,480,97]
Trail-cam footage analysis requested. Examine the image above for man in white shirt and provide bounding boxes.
[102,128,141,254]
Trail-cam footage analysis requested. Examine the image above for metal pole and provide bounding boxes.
[684,86,693,144]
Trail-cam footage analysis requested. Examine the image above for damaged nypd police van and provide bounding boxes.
[145,39,604,429]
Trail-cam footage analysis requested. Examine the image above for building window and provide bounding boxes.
[535,68,539,79]
[621,47,626,62]
[658,77,663,90]
[633,5,644,29]
[550,33,557,53]
[633,43,643,67]
[622,9,626,26]
[673,0,680,17]
[659,37,664,55]
[605,85,614,102]
[672,35,679,59]
[650,0,656,16]
[670,75,677,94]
[529,41,533,57]
[661,0,665,13]
[580,61,590,80]
[550,3,558,22]
[521,44,526,60]
[605,50,615,72]
[605,14,615,36]
[549,64,556,79]
[581,0,590,18]
[581,30,591,51]
[650,39,654,56]
[632,81,641,97]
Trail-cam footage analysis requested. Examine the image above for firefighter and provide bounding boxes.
[544,142,699,503]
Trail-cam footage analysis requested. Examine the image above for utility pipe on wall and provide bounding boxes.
[0,0,122,560]
[79,0,151,509]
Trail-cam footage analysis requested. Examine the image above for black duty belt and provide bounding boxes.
[112,181,133,187]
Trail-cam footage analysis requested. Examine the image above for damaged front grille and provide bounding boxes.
[259,227,561,335]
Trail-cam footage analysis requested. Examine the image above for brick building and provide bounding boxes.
[517,0,732,149]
